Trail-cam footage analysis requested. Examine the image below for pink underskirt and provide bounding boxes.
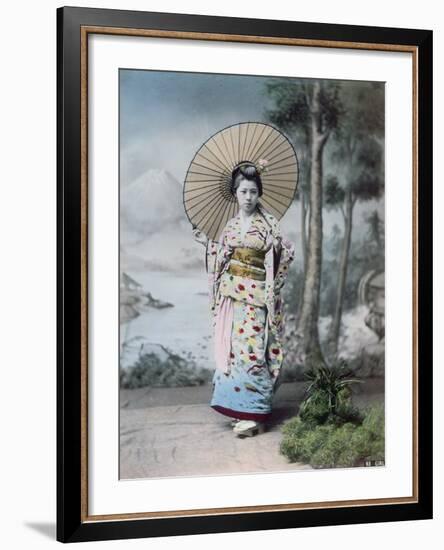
[214,295,234,374]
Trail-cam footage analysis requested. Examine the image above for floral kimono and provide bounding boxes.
[206,205,295,422]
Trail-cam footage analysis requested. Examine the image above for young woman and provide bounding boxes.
[193,161,295,437]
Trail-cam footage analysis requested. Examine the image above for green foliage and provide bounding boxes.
[356,403,386,459]
[120,351,212,389]
[280,403,385,468]
[299,361,363,425]
[264,79,343,142]
[324,175,346,210]
[310,423,356,467]
[278,361,384,468]
[264,78,310,135]
[366,210,384,250]
[280,417,332,463]
[318,82,344,133]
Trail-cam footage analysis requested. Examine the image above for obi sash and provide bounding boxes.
[227,247,266,281]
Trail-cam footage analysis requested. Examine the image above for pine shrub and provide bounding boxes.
[280,403,385,468]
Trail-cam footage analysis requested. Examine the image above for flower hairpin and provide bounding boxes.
[256,158,269,174]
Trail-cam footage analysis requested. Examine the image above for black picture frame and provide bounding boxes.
[57,5,433,543]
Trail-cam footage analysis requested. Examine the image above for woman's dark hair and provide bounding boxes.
[230,162,263,197]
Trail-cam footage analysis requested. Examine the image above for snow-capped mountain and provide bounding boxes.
[120,168,185,241]
[120,168,204,272]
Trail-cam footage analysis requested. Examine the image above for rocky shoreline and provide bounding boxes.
[120,287,174,324]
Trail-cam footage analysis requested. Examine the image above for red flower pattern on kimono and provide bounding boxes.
[205,205,295,382]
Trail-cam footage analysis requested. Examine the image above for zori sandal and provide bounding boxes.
[232,420,265,437]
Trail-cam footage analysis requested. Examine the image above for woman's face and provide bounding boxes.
[235,177,259,215]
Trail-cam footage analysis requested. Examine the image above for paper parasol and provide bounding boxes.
[183,121,299,242]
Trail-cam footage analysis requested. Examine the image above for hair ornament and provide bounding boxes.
[256,158,269,174]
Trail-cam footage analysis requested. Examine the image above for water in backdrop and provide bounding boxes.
[120,269,214,372]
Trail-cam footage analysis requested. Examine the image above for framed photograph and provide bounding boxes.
[57,5,433,543]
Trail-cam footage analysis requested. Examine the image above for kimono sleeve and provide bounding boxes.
[205,228,233,315]
[264,217,295,294]
[274,236,295,293]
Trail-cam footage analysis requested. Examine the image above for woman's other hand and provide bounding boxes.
[192,227,208,246]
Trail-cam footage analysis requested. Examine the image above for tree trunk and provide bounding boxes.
[327,187,354,357]
[296,191,308,325]
[296,82,327,366]
[301,191,308,273]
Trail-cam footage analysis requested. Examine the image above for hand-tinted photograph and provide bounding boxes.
[119,69,385,480]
